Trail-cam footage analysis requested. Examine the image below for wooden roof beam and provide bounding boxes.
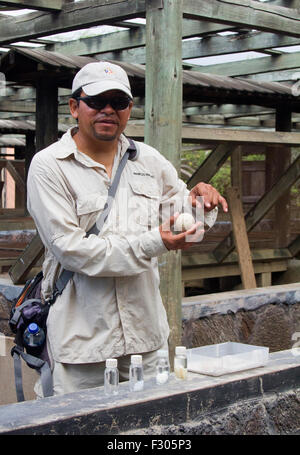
[180,31,300,63]
[183,104,275,117]
[45,20,237,57]
[0,0,62,11]
[183,0,300,38]
[124,124,300,145]
[195,51,300,77]
[57,28,300,65]
[0,100,70,113]
[0,0,146,45]
[244,70,300,83]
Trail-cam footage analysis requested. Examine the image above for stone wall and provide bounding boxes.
[0,350,299,435]
[182,284,300,352]
[0,283,21,336]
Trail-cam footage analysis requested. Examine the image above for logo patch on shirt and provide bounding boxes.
[133,172,154,179]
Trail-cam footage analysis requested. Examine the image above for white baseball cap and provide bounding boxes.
[72,61,133,98]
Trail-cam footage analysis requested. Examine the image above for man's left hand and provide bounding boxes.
[189,182,228,212]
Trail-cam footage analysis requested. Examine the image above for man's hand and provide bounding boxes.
[189,182,228,212]
[159,213,204,251]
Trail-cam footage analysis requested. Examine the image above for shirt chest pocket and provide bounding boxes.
[76,193,107,231]
[128,180,160,229]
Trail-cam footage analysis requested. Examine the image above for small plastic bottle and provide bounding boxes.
[129,354,144,392]
[156,349,170,385]
[104,358,119,396]
[174,346,188,380]
[23,322,45,351]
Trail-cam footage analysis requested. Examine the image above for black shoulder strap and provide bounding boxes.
[49,139,137,304]
[11,345,53,401]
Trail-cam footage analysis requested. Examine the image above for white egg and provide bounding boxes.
[174,213,195,232]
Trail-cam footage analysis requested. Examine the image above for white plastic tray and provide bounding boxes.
[187,342,269,376]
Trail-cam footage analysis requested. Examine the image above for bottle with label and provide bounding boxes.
[174,346,188,380]
[23,322,45,354]
[156,349,170,385]
[104,358,119,396]
[129,354,144,392]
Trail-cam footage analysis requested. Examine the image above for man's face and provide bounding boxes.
[69,89,133,142]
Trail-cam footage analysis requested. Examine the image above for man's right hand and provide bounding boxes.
[159,213,204,251]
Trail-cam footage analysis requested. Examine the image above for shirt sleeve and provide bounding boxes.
[27,157,168,278]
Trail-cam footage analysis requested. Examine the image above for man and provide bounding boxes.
[27,61,227,396]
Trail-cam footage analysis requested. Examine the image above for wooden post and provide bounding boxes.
[24,131,36,215]
[25,131,35,215]
[231,145,243,193]
[227,187,257,289]
[25,131,36,183]
[36,78,58,152]
[145,0,182,366]
[9,78,58,283]
[12,147,25,210]
[265,107,291,247]
[275,107,291,247]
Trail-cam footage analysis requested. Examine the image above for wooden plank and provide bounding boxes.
[182,115,260,127]
[180,127,300,146]
[145,0,182,365]
[231,145,242,192]
[0,0,62,11]
[9,234,44,284]
[180,31,300,64]
[0,100,69,114]
[5,160,25,191]
[194,51,300,78]
[49,24,300,65]
[0,208,25,217]
[227,187,256,289]
[214,153,300,263]
[273,108,292,248]
[125,124,300,146]
[9,78,59,281]
[35,78,58,151]
[288,234,300,258]
[0,218,34,229]
[244,69,300,83]
[182,0,300,38]
[0,0,146,45]
[187,143,232,189]
[46,20,237,58]
[182,248,292,267]
[184,104,274,117]
[181,259,287,280]
[256,272,272,287]
[25,131,35,206]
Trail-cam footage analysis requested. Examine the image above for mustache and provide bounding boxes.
[94,115,118,124]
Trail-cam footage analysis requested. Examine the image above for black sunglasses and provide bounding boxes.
[76,95,131,111]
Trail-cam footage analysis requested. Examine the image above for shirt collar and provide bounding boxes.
[56,127,131,165]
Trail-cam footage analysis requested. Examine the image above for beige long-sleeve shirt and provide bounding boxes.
[27,128,217,364]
